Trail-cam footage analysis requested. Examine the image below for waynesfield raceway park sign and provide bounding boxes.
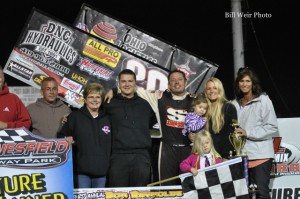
[0,128,73,199]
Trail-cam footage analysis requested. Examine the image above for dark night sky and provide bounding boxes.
[1,0,299,118]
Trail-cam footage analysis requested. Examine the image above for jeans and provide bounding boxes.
[74,174,106,188]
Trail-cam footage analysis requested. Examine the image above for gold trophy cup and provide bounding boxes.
[229,119,246,156]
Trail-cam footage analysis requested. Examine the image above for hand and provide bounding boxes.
[104,89,113,103]
[0,121,8,130]
[64,136,75,144]
[190,167,198,176]
[235,127,247,137]
[188,132,196,143]
[62,114,69,124]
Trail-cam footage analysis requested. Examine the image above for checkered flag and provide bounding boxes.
[0,127,45,143]
[180,157,249,199]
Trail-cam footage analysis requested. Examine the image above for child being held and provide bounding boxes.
[182,93,208,145]
[180,130,222,176]
[182,93,208,136]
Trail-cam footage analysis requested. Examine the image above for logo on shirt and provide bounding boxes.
[102,126,110,134]
[3,107,10,112]
[166,107,186,128]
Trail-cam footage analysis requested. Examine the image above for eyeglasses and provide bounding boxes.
[87,96,101,100]
[43,87,58,92]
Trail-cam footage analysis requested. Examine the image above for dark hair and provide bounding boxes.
[0,65,3,71]
[234,67,263,100]
[118,69,136,81]
[168,69,187,81]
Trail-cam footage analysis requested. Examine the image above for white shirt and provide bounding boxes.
[200,153,211,168]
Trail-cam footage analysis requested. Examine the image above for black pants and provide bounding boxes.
[158,141,191,185]
[249,159,272,199]
[108,152,151,187]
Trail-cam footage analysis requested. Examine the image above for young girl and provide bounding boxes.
[182,93,208,137]
[180,130,222,176]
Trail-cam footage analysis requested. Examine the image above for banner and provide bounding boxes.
[3,7,218,109]
[0,127,73,199]
[270,118,300,199]
[74,3,218,94]
[74,186,184,199]
[3,8,172,108]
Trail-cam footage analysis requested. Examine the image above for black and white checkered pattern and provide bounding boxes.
[181,157,249,199]
[0,128,44,143]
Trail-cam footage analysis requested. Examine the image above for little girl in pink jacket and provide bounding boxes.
[180,130,222,176]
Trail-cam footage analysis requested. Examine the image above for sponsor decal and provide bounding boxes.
[165,107,186,129]
[17,48,71,78]
[6,61,33,80]
[83,39,121,68]
[77,58,114,81]
[175,60,196,78]
[22,20,78,65]
[32,74,48,86]
[116,33,158,63]
[71,72,89,85]
[61,77,82,94]
[90,22,117,44]
[74,189,183,199]
[272,137,300,176]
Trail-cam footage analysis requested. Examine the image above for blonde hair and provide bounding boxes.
[83,83,105,101]
[192,130,220,165]
[205,77,228,134]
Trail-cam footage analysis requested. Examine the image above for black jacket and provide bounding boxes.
[104,93,156,154]
[59,106,111,176]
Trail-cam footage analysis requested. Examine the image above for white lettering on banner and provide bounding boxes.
[274,153,289,163]
[125,59,168,91]
[44,21,73,42]
[270,118,300,198]
[123,33,147,51]
[271,188,300,199]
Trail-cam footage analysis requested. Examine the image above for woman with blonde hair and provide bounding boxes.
[180,131,222,176]
[59,82,111,188]
[204,77,237,159]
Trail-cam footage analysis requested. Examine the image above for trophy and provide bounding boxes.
[229,119,246,156]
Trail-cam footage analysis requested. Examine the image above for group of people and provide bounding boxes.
[1,64,278,198]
